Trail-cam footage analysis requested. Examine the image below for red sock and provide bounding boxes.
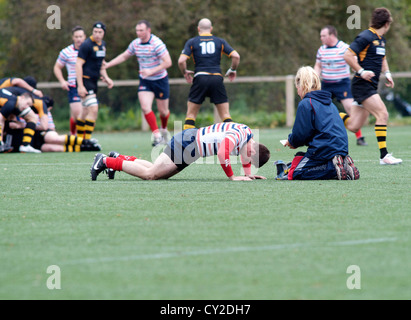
[70,117,77,135]
[288,156,304,180]
[106,157,124,171]
[160,112,170,129]
[118,154,137,161]
[355,130,363,139]
[144,111,159,132]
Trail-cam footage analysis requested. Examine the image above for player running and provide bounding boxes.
[342,7,401,165]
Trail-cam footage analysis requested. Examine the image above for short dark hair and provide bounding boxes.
[137,20,151,29]
[370,7,393,29]
[20,92,34,104]
[71,25,85,34]
[323,25,338,37]
[252,143,271,168]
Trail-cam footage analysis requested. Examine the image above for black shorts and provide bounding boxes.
[5,129,44,152]
[188,75,228,104]
[163,128,200,171]
[351,76,378,103]
[83,77,98,95]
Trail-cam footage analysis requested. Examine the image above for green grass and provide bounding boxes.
[1,125,410,300]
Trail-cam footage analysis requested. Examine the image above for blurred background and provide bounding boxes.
[1,0,411,131]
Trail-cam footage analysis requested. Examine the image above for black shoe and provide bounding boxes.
[81,139,102,152]
[91,153,107,181]
[332,155,347,180]
[356,137,368,146]
[107,151,120,180]
[344,155,360,180]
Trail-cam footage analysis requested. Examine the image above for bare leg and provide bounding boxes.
[215,102,231,121]
[186,101,201,120]
[156,98,170,118]
[122,153,179,180]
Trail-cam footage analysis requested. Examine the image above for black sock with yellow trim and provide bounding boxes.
[339,112,350,127]
[375,124,388,159]
[22,122,36,146]
[184,118,196,130]
[223,117,233,123]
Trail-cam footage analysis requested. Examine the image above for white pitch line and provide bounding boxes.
[63,237,397,266]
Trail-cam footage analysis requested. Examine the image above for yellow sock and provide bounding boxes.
[184,118,196,130]
[84,119,95,140]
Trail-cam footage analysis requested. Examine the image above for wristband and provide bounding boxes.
[385,71,392,77]
[31,89,36,93]
[229,68,236,72]
[357,68,364,76]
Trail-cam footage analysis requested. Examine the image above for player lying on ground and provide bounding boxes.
[5,115,101,153]
[91,122,270,181]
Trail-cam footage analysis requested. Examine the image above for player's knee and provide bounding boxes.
[82,95,98,108]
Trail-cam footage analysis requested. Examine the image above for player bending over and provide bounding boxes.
[90,122,270,181]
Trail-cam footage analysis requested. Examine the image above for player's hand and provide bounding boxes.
[360,70,375,81]
[139,69,154,79]
[284,140,296,149]
[60,81,70,91]
[184,70,194,84]
[32,89,44,98]
[102,77,114,89]
[225,68,237,82]
[385,72,395,88]
[77,85,87,98]
[246,175,267,180]
[230,176,253,181]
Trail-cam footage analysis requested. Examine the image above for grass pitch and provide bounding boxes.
[1,125,410,300]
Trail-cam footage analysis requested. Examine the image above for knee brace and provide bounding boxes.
[82,95,98,108]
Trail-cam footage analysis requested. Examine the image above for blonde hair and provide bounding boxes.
[295,66,321,98]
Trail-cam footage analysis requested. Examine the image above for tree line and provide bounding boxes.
[1,0,410,81]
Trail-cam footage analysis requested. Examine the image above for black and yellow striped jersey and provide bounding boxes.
[0,88,20,119]
[77,36,106,81]
[4,87,46,118]
[0,77,14,89]
[348,28,387,85]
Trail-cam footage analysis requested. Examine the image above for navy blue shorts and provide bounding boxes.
[163,128,200,171]
[68,86,81,104]
[138,76,170,100]
[292,155,339,180]
[322,78,353,102]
